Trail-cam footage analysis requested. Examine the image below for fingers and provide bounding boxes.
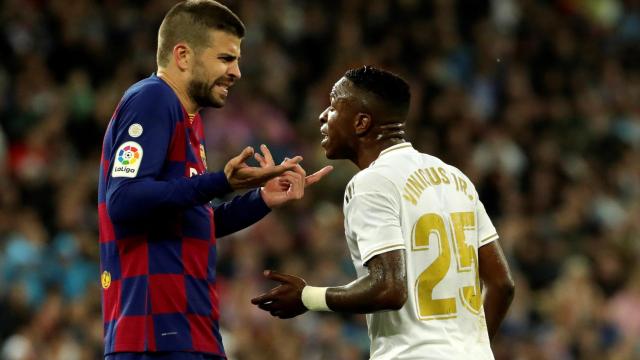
[280,156,303,168]
[263,269,294,284]
[280,171,304,200]
[254,152,267,167]
[305,165,333,187]
[267,157,303,177]
[260,144,275,166]
[251,285,284,305]
[230,146,255,167]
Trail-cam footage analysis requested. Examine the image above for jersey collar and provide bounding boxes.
[378,142,413,158]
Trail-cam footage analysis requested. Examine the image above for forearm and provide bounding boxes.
[326,276,403,313]
[107,171,232,222]
[483,282,515,340]
[324,251,406,313]
[213,188,271,237]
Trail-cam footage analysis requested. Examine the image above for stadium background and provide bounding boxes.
[1,0,639,359]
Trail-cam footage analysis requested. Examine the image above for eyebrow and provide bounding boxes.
[217,52,241,60]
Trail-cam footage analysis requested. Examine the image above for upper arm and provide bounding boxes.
[365,249,407,288]
[106,90,178,195]
[474,193,512,287]
[105,88,179,218]
[479,240,513,289]
[365,249,408,308]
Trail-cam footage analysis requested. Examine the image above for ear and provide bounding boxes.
[354,112,372,136]
[173,43,191,72]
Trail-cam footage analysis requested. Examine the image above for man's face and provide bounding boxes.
[318,77,359,160]
[188,30,242,108]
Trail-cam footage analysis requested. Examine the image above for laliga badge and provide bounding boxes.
[112,141,143,178]
[128,123,143,138]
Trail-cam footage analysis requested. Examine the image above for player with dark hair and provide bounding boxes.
[252,66,514,359]
[98,1,331,359]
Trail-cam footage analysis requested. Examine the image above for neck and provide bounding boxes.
[354,138,406,169]
[157,68,199,115]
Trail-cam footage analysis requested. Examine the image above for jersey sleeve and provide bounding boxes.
[345,171,405,265]
[106,87,232,223]
[476,198,499,247]
[213,188,271,238]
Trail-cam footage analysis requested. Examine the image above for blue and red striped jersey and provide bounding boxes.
[98,74,271,357]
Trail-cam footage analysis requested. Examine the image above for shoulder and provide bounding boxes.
[120,75,182,114]
[349,168,399,197]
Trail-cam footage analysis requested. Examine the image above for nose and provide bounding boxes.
[228,61,241,80]
[319,108,329,124]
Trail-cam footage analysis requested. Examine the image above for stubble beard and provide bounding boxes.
[188,76,223,109]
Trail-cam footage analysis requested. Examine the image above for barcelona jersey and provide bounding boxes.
[98,74,270,357]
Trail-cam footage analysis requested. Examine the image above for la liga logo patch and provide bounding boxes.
[118,144,140,165]
[112,141,143,178]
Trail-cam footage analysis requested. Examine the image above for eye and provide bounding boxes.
[218,56,235,63]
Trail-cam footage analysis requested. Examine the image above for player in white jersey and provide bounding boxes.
[251,66,515,359]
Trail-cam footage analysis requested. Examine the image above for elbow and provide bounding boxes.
[497,275,516,304]
[106,186,134,223]
[377,280,407,310]
[505,277,516,302]
[106,194,124,223]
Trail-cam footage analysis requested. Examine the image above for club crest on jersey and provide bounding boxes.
[112,141,143,178]
[101,270,111,289]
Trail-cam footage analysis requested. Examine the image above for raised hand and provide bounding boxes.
[255,144,333,208]
[224,146,302,190]
[251,270,308,319]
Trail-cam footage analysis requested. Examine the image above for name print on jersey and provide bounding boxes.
[112,141,144,178]
[402,166,474,205]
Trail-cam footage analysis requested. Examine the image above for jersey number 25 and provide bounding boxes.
[411,212,482,320]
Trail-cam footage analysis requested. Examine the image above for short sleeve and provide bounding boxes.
[345,171,405,265]
[476,199,499,247]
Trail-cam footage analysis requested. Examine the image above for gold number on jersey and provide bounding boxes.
[450,212,482,314]
[412,212,481,319]
[412,214,457,319]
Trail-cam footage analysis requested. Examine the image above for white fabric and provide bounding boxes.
[301,286,330,311]
[343,143,497,360]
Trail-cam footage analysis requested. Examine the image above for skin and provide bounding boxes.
[252,77,412,316]
[479,240,515,340]
[252,76,514,342]
[155,29,332,206]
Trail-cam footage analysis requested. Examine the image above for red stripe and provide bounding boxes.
[98,203,115,243]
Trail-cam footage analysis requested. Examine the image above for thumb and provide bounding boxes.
[263,270,292,284]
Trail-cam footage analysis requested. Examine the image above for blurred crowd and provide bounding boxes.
[0,0,639,359]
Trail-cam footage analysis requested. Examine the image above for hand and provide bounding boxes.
[257,145,334,208]
[251,270,308,319]
[224,146,302,190]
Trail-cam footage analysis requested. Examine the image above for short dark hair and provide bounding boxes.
[157,0,245,67]
[344,66,411,119]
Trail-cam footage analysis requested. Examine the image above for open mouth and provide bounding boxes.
[320,129,328,145]
[214,83,230,96]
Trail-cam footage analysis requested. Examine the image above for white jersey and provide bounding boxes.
[343,143,498,360]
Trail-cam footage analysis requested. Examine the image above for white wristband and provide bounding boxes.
[301,286,330,311]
